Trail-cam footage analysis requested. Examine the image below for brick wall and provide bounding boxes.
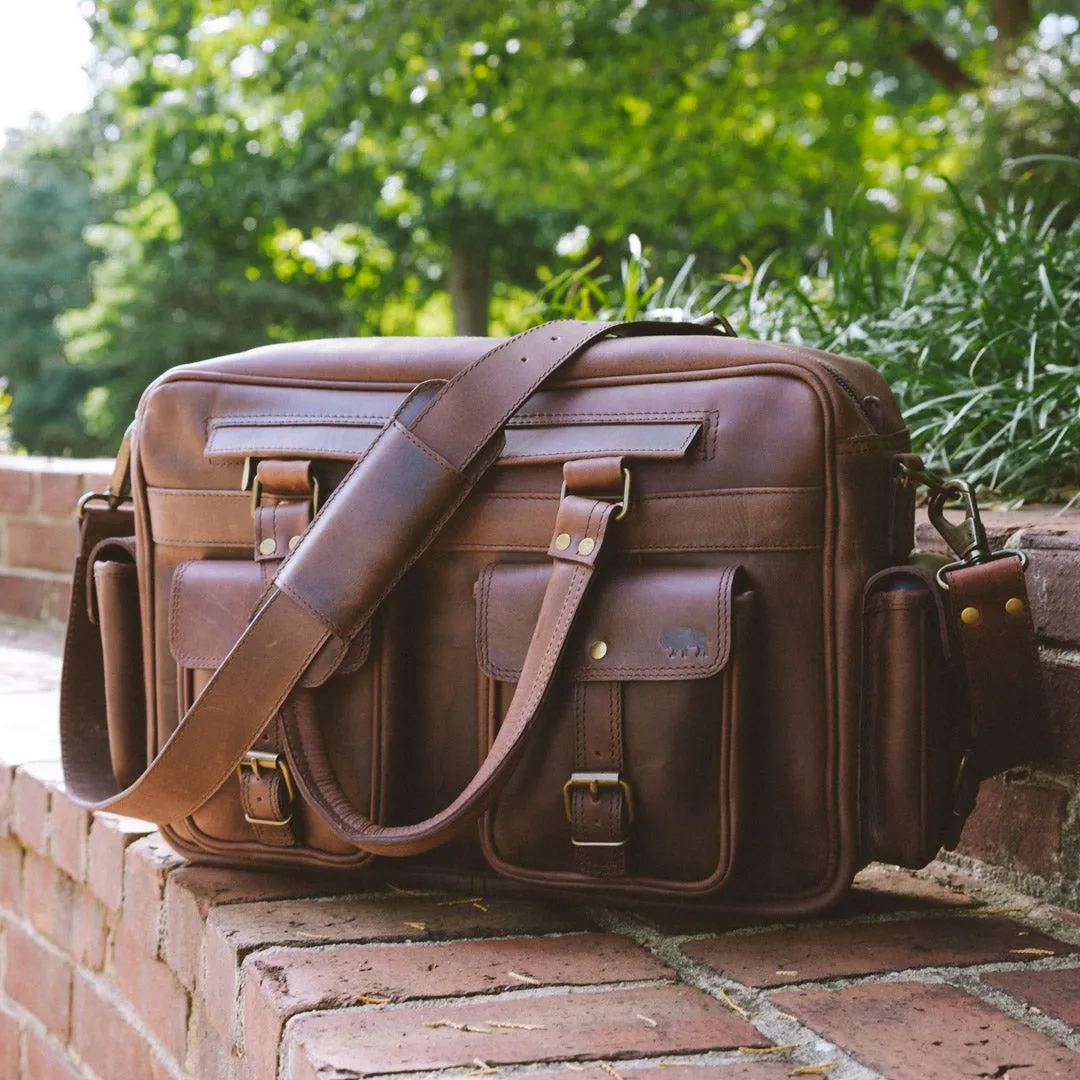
[914,511,1080,911]
[0,459,112,625]
[1,761,1079,1079]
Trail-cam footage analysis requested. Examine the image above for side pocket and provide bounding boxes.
[166,559,375,868]
[861,567,962,868]
[92,558,145,789]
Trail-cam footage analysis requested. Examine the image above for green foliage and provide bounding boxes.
[538,181,1080,503]
[52,0,1027,445]
[1,0,1075,459]
[0,124,103,455]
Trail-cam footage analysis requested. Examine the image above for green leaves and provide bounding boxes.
[543,180,1080,504]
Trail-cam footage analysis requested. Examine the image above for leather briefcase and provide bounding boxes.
[60,319,1048,915]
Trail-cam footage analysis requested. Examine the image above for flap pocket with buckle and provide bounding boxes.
[476,561,753,897]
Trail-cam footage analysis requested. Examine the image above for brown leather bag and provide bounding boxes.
[60,320,1048,914]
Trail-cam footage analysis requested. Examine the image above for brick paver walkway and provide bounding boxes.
[1,622,1079,1079]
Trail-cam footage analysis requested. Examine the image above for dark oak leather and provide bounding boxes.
[59,320,1048,914]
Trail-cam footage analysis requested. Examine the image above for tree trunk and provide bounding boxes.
[990,0,1031,66]
[836,0,979,91]
[449,244,490,336]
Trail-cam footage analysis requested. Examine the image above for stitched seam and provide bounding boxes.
[409,321,568,437]
[210,413,390,425]
[182,628,326,816]
[502,442,693,459]
[208,441,376,455]
[346,438,502,635]
[394,421,463,476]
[168,561,193,661]
[274,579,341,634]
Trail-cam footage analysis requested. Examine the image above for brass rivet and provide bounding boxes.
[577,537,595,556]
[1005,597,1025,617]
[288,535,302,552]
[961,606,982,625]
[258,537,277,556]
[554,533,571,551]
[590,640,608,660]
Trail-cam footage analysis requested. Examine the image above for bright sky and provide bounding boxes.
[0,0,94,143]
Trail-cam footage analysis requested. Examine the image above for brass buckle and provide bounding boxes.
[562,772,635,824]
[242,458,320,519]
[559,466,632,521]
[237,751,296,827]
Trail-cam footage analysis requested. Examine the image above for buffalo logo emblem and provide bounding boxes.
[661,627,707,660]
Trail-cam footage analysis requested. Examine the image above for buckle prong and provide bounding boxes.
[562,772,635,823]
[237,751,296,827]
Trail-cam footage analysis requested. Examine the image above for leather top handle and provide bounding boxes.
[60,320,722,827]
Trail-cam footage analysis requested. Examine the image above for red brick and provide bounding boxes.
[122,832,183,958]
[529,1069,793,1080]
[1018,528,1080,646]
[2,924,73,1037]
[244,933,667,1080]
[74,891,108,971]
[642,869,979,937]
[87,813,155,913]
[916,507,1079,553]
[24,1031,82,1080]
[0,764,14,836]
[187,999,237,1080]
[23,852,75,950]
[0,572,45,621]
[163,865,356,992]
[957,776,1070,880]
[0,837,22,914]
[48,791,89,883]
[0,1008,19,1080]
[286,985,768,1078]
[82,470,113,495]
[205,893,584,1045]
[6,521,77,573]
[774,981,1079,1079]
[21,850,105,968]
[984,968,1080,1027]
[682,916,1073,988]
[1041,657,1080,769]
[0,466,33,513]
[37,472,83,520]
[12,763,61,856]
[71,972,155,1079]
[112,925,190,1064]
[844,866,979,912]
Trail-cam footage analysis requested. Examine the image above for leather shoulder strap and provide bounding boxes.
[61,320,720,821]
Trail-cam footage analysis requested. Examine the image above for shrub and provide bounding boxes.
[535,186,1080,505]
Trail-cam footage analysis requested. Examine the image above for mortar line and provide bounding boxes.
[583,905,885,1080]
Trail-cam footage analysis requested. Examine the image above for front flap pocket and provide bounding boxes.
[476,561,752,896]
[169,560,370,682]
[166,559,374,866]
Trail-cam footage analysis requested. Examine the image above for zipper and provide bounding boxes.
[767,340,878,431]
[816,360,869,419]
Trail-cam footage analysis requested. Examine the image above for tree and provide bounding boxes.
[58,0,1058,444]
[0,122,102,455]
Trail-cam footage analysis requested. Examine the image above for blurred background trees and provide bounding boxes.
[0,0,1077,498]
